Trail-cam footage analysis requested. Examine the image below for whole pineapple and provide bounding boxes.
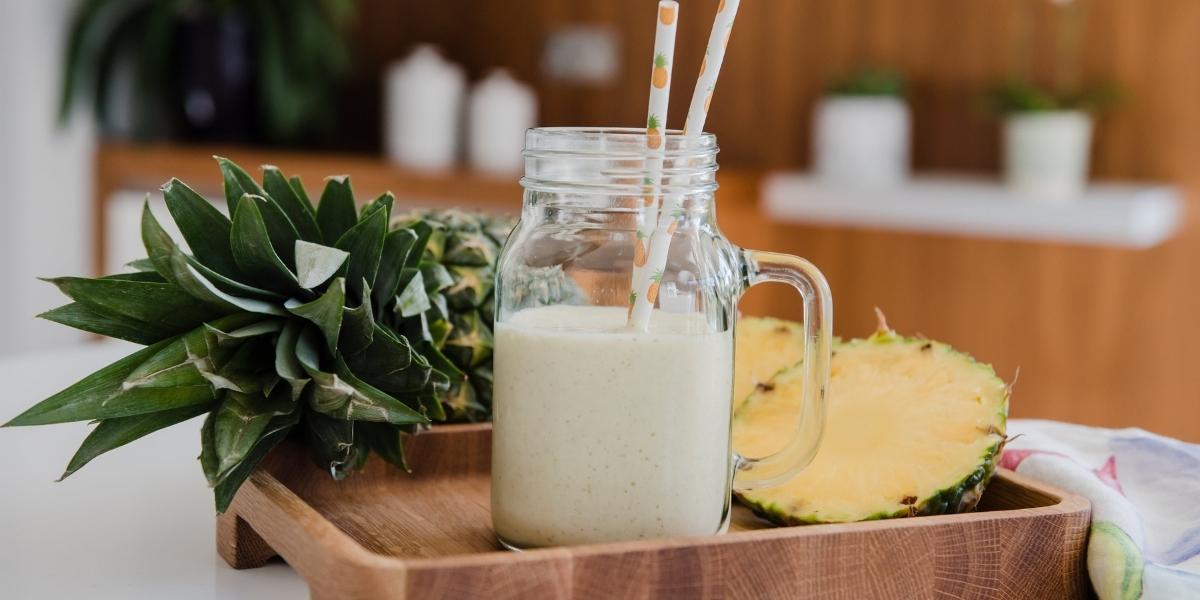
[3,158,512,512]
[389,209,514,421]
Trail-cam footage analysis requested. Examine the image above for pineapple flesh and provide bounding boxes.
[733,316,1008,525]
[733,317,807,411]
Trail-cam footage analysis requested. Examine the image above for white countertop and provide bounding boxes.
[0,341,307,599]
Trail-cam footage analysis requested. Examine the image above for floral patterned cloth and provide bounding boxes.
[1003,419,1200,599]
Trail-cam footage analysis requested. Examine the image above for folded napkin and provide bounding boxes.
[1002,419,1200,599]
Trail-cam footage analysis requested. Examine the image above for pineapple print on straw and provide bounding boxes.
[628,0,742,330]
[629,0,679,324]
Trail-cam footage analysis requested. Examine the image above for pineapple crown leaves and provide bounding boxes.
[647,114,661,129]
[4,157,510,513]
[654,52,669,68]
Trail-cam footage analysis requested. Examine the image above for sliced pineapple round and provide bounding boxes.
[734,319,1008,525]
[733,317,807,411]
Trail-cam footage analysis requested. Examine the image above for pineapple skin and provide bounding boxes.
[734,327,1009,526]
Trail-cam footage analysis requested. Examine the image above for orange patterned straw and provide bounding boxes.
[629,0,679,325]
[628,0,741,330]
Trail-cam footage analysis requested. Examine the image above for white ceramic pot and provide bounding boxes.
[383,45,466,171]
[1002,110,1093,201]
[812,96,910,188]
[467,70,538,175]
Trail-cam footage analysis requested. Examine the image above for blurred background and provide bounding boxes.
[1,0,1196,440]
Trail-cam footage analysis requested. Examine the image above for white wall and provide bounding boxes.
[0,0,94,355]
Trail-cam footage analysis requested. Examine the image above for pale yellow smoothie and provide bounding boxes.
[491,305,734,548]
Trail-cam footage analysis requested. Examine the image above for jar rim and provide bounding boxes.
[524,127,718,159]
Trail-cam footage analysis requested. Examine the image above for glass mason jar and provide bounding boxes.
[491,127,832,549]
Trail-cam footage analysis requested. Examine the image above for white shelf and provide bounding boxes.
[761,173,1184,248]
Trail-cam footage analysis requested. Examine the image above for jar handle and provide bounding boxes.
[732,249,833,491]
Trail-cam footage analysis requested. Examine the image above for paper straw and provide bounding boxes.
[628,0,740,330]
[628,0,679,323]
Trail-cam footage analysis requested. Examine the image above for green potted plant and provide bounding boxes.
[992,0,1118,200]
[812,68,909,188]
[59,0,355,145]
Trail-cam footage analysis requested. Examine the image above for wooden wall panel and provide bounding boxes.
[340,0,1200,440]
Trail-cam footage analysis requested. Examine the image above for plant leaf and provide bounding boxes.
[212,391,275,483]
[334,206,387,303]
[395,270,430,317]
[359,421,411,472]
[274,321,310,401]
[44,276,229,336]
[304,410,357,479]
[162,178,241,278]
[361,191,394,221]
[347,325,431,397]
[172,255,288,316]
[289,176,311,207]
[39,302,167,345]
[125,257,158,272]
[404,220,435,270]
[60,404,208,480]
[247,193,302,267]
[3,337,213,426]
[286,278,345,353]
[316,176,357,244]
[213,409,299,513]
[199,409,219,485]
[230,195,303,296]
[339,282,376,357]
[216,156,265,216]
[295,240,349,289]
[143,203,286,306]
[372,229,418,313]
[294,329,427,425]
[262,165,322,243]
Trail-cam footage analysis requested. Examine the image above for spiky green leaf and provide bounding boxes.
[334,206,387,303]
[262,165,322,243]
[294,330,427,425]
[340,281,376,357]
[213,409,299,513]
[162,178,241,278]
[304,410,357,479]
[39,302,168,345]
[2,338,212,426]
[346,325,431,397]
[59,404,210,481]
[44,276,229,337]
[372,228,418,311]
[216,156,265,216]
[359,421,411,472]
[316,176,357,244]
[142,201,283,304]
[248,193,302,267]
[230,195,303,296]
[295,241,349,289]
[286,278,345,353]
[395,270,430,317]
[213,390,284,482]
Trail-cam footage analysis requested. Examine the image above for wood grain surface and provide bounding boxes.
[218,424,1091,599]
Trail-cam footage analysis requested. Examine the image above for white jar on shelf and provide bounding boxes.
[467,70,538,176]
[812,96,910,189]
[1002,110,1093,202]
[382,45,466,171]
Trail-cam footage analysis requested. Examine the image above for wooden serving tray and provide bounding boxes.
[218,424,1091,599]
